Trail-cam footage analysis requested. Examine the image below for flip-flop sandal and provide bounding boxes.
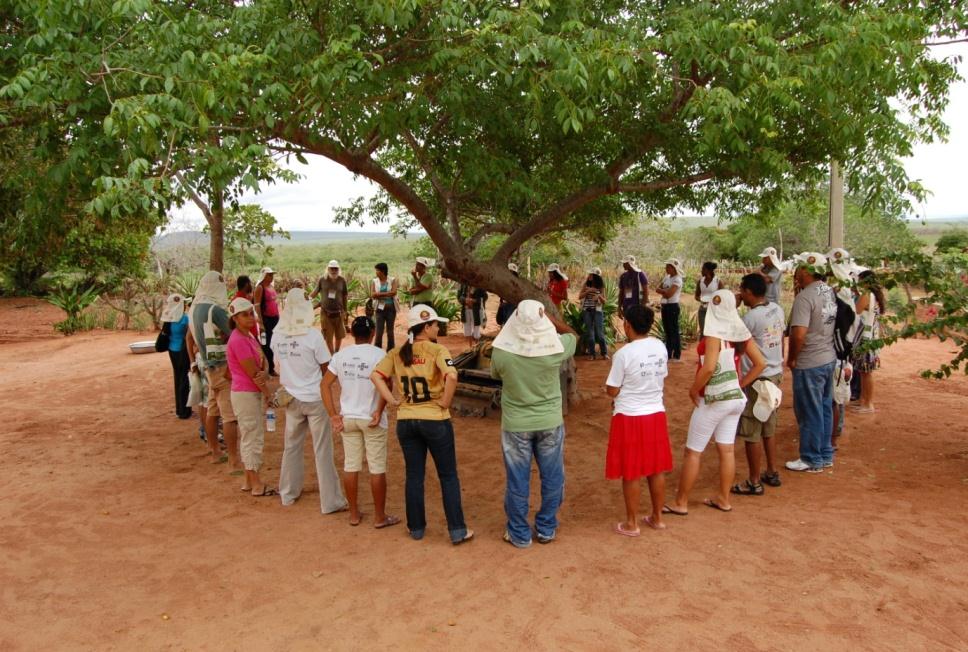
[452,530,475,545]
[730,480,764,496]
[760,472,782,487]
[251,486,278,497]
[661,504,688,516]
[641,515,667,530]
[374,515,401,529]
[614,522,641,537]
[240,486,251,492]
[349,513,364,527]
[229,470,244,477]
[703,498,732,512]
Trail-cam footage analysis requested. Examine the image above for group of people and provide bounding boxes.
[155,244,882,544]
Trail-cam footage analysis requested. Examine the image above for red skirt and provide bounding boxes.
[606,412,673,480]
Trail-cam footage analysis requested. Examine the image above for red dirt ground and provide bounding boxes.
[1,296,967,650]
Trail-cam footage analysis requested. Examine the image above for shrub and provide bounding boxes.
[47,282,100,335]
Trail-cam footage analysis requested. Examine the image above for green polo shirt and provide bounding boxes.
[490,333,577,432]
[410,273,434,304]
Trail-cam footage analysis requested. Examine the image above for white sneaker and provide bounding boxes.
[786,458,823,473]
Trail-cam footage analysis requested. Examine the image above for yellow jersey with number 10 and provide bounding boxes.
[374,340,457,421]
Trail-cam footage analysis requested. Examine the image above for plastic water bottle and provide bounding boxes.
[266,408,276,432]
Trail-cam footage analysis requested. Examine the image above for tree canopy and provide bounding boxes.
[2,0,966,299]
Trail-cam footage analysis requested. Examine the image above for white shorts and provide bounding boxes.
[463,318,481,339]
[685,397,747,452]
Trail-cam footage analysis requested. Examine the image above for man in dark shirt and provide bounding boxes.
[618,255,649,319]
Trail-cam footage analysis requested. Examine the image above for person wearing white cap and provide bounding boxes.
[161,293,193,419]
[310,260,348,355]
[665,289,767,515]
[190,271,241,466]
[457,282,488,347]
[490,300,578,547]
[618,255,649,318]
[226,297,275,496]
[496,263,521,326]
[545,263,569,308]
[758,247,785,305]
[403,257,435,306]
[252,267,280,375]
[733,273,788,495]
[785,252,838,473]
[578,267,608,359]
[371,304,474,545]
[655,259,685,361]
[272,288,348,513]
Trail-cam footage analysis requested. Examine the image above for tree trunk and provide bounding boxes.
[438,253,557,315]
[209,190,224,273]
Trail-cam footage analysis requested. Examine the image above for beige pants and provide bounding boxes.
[231,391,265,471]
[279,398,347,514]
[342,418,389,474]
[205,365,237,423]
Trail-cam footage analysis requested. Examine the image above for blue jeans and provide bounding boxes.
[792,362,835,467]
[582,310,607,356]
[661,303,681,360]
[397,419,468,542]
[502,425,565,546]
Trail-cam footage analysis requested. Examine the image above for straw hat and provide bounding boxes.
[228,296,255,318]
[407,304,449,329]
[702,289,751,342]
[492,299,565,358]
[793,252,829,277]
[161,293,187,323]
[196,270,228,307]
[547,263,569,281]
[664,258,685,277]
[752,379,782,422]
[621,255,641,273]
[276,288,315,336]
[758,246,782,270]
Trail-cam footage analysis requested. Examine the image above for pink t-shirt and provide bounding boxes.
[261,286,280,317]
[227,329,263,392]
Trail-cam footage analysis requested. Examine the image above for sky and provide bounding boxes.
[167,43,968,233]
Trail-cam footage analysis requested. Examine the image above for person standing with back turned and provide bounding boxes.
[490,300,577,548]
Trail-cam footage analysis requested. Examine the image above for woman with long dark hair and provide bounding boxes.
[578,268,608,359]
[253,267,280,376]
[850,270,886,414]
[371,305,474,545]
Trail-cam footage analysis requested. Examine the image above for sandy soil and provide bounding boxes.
[1,296,967,651]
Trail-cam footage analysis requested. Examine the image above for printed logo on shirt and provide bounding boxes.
[445,359,455,367]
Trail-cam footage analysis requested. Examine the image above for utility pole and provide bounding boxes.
[828,159,845,249]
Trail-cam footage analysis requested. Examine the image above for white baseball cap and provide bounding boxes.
[407,304,448,328]
[759,247,782,270]
[508,263,519,273]
[327,259,340,269]
[621,255,641,272]
[228,297,255,317]
[547,263,569,281]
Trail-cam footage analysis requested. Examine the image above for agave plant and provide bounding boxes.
[562,277,620,350]
[427,287,461,332]
[171,271,202,298]
[47,282,100,335]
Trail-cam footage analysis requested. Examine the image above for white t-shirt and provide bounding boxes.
[327,344,388,427]
[270,330,332,402]
[605,337,668,416]
[660,275,683,304]
[698,277,720,304]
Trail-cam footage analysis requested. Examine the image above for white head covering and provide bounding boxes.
[664,258,685,277]
[703,289,751,342]
[326,260,341,273]
[228,297,255,318]
[492,299,565,358]
[827,248,855,283]
[161,293,187,323]
[276,288,315,336]
[588,267,603,276]
[507,263,519,274]
[752,379,783,422]
[758,246,783,270]
[547,263,568,282]
[196,271,228,307]
[622,255,641,273]
[415,257,435,269]
[407,304,448,329]
[793,252,829,277]
[256,266,275,286]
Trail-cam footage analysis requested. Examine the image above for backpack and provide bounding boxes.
[833,295,863,364]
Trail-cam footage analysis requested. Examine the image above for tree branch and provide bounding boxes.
[173,171,212,223]
[466,222,515,250]
[616,171,716,193]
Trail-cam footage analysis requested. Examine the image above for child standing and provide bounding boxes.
[605,305,673,536]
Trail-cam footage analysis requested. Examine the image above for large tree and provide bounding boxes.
[4,1,966,300]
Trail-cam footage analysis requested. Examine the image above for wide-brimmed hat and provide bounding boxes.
[664,258,684,277]
[793,252,829,277]
[415,256,435,268]
[758,246,782,270]
[492,299,564,358]
[827,248,856,283]
[228,296,255,318]
[196,270,228,307]
[588,267,603,276]
[161,293,187,323]
[621,255,641,273]
[547,263,568,281]
[256,266,275,285]
[407,304,448,329]
[703,289,751,342]
[276,288,315,336]
[507,263,519,274]
[752,379,782,422]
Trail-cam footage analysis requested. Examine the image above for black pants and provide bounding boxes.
[661,303,682,360]
[375,305,396,350]
[262,314,279,374]
[168,347,192,418]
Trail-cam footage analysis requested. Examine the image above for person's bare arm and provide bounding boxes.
[370,372,400,406]
[855,293,871,314]
[694,280,701,301]
[787,326,807,369]
[605,385,620,398]
[739,339,767,388]
[547,310,576,335]
[239,356,270,397]
[436,373,458,410]
[321,370,343,433]
[388,278,398,297]
[369,383,389,427]
[689,337,719,406]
